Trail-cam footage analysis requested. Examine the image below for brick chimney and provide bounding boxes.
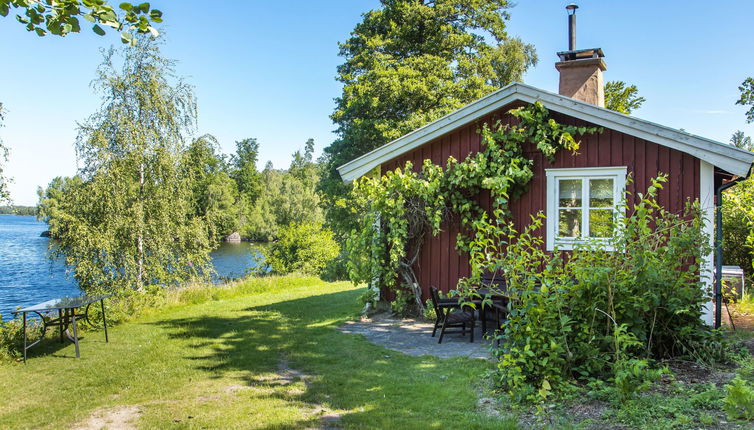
[555,4,607,107]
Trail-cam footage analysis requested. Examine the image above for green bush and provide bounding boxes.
[264,223,340,276]
[724,376,754,421]
[0,315,36,360]
[458,176,716,400]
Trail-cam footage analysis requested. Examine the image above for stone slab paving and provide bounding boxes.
[339,314,494,360]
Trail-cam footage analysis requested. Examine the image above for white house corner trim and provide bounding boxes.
[700,160,715,326]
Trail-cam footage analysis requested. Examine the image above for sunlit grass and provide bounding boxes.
[0,275,517,429]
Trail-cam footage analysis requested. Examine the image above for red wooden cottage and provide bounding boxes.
[337,41,754,327]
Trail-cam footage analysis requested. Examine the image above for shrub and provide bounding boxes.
[458,176,716,400]
[264,222,340,276]
[0,315,36,360]
[724,376,754,421]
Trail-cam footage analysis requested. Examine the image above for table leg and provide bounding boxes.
[481,306,487,334]
[100,299,109,343]
[22,312,27,364]
[71,308,80,359]
[59,309,64,343]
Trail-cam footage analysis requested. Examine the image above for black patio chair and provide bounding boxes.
[429,286,475,344]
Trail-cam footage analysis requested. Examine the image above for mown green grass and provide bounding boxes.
[0,276,517,429]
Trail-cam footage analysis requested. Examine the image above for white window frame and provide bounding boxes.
[545,166,627,251]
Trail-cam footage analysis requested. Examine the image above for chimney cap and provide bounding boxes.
[557,47,604,62]
[566,3,578,14]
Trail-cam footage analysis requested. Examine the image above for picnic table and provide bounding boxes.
[12,293,113,362]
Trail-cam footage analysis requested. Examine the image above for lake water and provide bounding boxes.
[0,215,262,319]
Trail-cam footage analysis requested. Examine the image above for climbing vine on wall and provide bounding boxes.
[346,102,602,313]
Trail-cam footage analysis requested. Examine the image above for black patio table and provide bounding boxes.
[474,288,509,334]
[12,293,113,362]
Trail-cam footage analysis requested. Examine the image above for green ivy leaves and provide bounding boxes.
[346,102,600,313]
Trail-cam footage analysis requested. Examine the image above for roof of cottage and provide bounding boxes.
[338,82,754,182]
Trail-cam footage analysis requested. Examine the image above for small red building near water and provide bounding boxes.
[338,41,754,326]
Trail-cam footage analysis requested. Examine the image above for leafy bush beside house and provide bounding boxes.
[455,177,717,401]
[264,222,340,276]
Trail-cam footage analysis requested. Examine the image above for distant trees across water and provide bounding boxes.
[0,206,36,216]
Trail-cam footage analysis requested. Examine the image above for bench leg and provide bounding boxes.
[71,309,80,358]
[59,309,64,343]
[22,312,27,363]
[101,299,109,343]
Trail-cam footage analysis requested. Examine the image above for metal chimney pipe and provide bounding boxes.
[566,3,578,51]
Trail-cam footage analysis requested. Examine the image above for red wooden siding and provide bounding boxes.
[381,105,701,301]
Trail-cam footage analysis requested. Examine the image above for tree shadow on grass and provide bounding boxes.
[150,289,514,429]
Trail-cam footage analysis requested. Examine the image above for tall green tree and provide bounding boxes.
[319,0,537,238]
[731,130,753,152]
[183,134,239,243]
[737,77,754,123]
[604,80,645,114]
[231,137,262,202]
[0,0,163,43]
[41,36,210,292]
[244,141,324,242]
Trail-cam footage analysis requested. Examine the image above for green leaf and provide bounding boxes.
[120,30,133,44]
[93,24,106,36]
[119,2,133,10]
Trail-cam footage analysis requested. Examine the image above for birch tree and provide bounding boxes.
[44,36,211,292]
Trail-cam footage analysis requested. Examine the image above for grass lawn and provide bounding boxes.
[0,276,517,429]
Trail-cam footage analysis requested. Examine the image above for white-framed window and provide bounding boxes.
[545,167,627,251]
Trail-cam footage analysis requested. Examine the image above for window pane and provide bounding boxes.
[559,179,582,207]
[558,209,581,237]
[589,178,614,207]
[589,209,614,237]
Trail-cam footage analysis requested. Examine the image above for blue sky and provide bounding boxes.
[1,0,752,205]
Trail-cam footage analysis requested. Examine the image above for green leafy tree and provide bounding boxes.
[320,0,537,240]
[183,134,239,243]
[737,77,754,123]
[244,142,324,242]
[289,138,317,189]
[0,0,163,43]
[731,130,753,151]
[264,222,340,276]
[605,80,645,114]
[231,138,262,202]
[40,36,211,292]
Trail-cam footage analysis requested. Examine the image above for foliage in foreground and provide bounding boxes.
[1,0,163,43]
[456,177,717,402]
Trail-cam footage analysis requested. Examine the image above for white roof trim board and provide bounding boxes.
[337,82,754,182]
